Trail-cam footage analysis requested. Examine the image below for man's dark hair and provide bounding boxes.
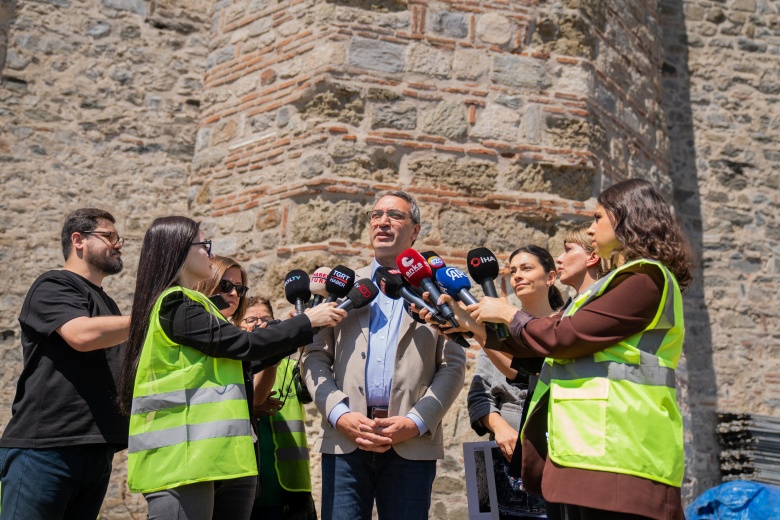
[61,208,116,261]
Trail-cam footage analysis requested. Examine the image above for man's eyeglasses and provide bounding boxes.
[192,240,212,255]
[219,279,248,297]
[242,315,274,326]
[367,209,413,223]
[79,231,124,247]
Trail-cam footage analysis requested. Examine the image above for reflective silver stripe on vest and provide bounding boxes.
[272,420,306,435]
[635,268,677,356]
[131,384,248,415]
[551,358,676,389]
[276,446,309,462]
[128,419,252,453]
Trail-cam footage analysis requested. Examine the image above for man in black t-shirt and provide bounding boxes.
[0,208,131,520]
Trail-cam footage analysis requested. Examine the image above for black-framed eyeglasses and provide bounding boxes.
[242,315,274,326]
[219,279,248,297]
[367,209,413,223]
[191,240,212,255]
[79,231,124,247]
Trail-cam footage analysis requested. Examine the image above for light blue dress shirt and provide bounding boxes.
[327,259,428,435]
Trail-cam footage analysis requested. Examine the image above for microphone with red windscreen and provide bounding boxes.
[396,248,458,328]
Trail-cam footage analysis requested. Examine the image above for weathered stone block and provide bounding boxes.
[421,101,467,140]
[406,44,451,78]
[87,21,112,39]
[533,14,596,59]
[101,0,146,15]
[471,104,520,142]
[506,162,596,201]
[428,11,469,39]
[408,156,497,194]
[289,199,367,244]
[476,13,513,45]
[438,208,552,252]
[491,55,552,90]
[348,37,404,73]
[298,83,364,126]
[372,103,417,130]
[300,152,328,179]
[452,49,489,81]
[545,114,590,148]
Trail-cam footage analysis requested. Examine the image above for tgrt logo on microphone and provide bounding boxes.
[444,267,466,280]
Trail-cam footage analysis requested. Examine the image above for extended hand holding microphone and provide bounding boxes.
[396,248,459,328]
[309,267,331,307]
[466,247,510,341]
[324,265,356,303]
[374,267,447,325]
[284,270,311,315]
[311,278,379,334]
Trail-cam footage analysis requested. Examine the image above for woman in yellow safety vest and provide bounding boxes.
[117,216,346,520]
[429,179,692,520]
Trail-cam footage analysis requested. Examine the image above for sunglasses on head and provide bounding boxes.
[218,279,248,297]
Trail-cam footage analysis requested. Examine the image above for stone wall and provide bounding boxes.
[0,0,211,516]
[659,0,780,500]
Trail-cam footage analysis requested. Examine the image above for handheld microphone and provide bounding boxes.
[396,248,459,328]
[435,266,480,305]
[402,300,470,349]
[375,267,446,325]
[311,278,379,334]
[324,265,355,303]
[309,267,331,307]
[467,247,509,341]
[420,251,447,279]
[284,270,311,315]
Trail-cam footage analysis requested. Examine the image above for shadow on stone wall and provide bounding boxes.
[658,0,721,502]
[0,0,16,73]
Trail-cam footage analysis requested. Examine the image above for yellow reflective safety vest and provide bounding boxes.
[267,359,312,492]
[521,259,685,487]
[127,287,257,493]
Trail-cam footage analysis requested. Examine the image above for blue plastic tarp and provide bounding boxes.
[686,480,780,519]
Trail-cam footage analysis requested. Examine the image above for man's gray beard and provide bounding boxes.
[88,251,123,276]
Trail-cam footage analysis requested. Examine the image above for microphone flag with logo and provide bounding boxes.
[396,248,459,328]
[324,265,355,303]
[466,247,509,341]
[284,270,311,315]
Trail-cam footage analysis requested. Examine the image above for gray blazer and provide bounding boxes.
[301,265,466,460]
[467,350,528,437]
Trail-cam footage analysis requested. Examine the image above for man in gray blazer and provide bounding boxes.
[302,190,466,520]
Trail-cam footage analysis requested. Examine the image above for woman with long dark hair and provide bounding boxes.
[118,216,345,520]
[467,244,563,519]
[461,179,692,519]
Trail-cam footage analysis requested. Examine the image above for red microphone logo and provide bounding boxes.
[470,257,481,267]
[357,283,372,298]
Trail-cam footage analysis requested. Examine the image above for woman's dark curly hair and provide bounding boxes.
[598,179,692,290]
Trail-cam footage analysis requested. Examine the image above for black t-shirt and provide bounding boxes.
[0,270,129,449]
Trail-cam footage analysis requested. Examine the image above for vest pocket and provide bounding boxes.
[549,378,609,458]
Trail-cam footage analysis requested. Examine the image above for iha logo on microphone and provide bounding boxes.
[427,256,445,268]
[470,256,495,267]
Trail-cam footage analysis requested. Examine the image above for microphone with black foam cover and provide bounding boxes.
[284,269,311,316]
[420,251,447,279]
[375,267,446,325]
[396,248,459,328]
[309,267,331,307]
[467,247,509,341]
[311,278,379,334]
[324,265,355,303]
